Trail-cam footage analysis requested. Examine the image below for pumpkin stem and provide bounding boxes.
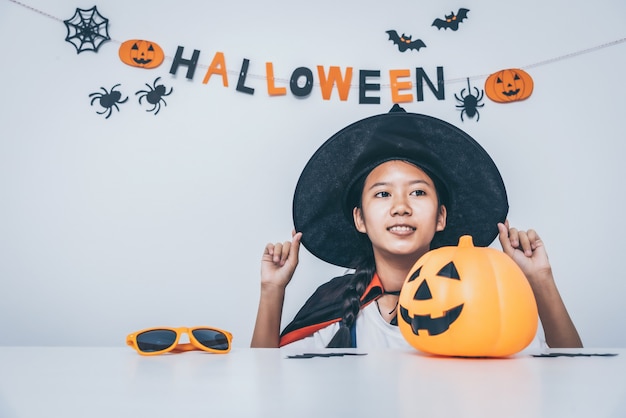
[458,235,474,247]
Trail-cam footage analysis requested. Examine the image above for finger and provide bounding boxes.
[526,229,543,251]
[292,231,302,251]
[272,243,284,263]
[289,232,302,264]
[508,227,520,248]
[498,223,514,256]
[517,231,533,256]
[282,231,303,265]
[264,243,275,257]
[279,241,292,265]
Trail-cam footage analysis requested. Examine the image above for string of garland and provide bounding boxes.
[7,0,626,88]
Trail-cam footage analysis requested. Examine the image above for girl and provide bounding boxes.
[251,108,582,349]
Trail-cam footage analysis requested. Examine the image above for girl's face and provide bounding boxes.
[353,160,446,263]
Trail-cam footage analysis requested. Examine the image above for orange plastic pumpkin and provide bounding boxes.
[118,39,164,69]
[484,68,533,103]
[398,235,538,357]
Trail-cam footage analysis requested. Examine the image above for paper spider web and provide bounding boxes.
[63,6,110,54]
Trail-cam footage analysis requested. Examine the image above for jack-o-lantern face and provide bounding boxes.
[118,39,164,69]
[398,235,538,357]
[484,68,534,103]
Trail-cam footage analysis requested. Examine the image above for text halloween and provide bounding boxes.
[168,46,446,104]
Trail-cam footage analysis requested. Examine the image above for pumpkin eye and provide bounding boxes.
[496,77,503,84]
[414,280,432,300]
[513,74,520,80]
[131,43,139,50]
[148,45,154,52]
[407,266,422,282]
[437,261,460,280]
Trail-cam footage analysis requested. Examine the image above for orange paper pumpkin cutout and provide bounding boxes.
[484,68,534,103]
[119,39,164,69]
[398,235,538,357]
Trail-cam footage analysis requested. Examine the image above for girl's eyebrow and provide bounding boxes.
[367,179,431,190]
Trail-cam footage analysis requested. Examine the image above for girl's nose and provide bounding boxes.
[391,196,411,215]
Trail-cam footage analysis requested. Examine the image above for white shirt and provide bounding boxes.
[283,301,412,350]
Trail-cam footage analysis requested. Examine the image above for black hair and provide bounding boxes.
[326,241,376,348]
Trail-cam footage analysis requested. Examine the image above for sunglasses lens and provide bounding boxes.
[136,329,177,352]
[192,329,230,351]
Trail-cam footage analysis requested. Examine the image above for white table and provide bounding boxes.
[0,347,624,418]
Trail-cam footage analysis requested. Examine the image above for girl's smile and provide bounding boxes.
[387,224,416,235]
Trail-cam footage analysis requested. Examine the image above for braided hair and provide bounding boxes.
[326,172,376,348]
[326,249,376,348]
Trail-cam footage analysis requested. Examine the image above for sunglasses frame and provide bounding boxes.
[126,326,233,356]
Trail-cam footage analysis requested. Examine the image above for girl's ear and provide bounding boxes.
[436,205,447,232]
[353,207,367,233]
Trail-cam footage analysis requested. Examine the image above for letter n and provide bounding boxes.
[416,67,445,101]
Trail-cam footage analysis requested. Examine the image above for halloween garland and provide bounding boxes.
[6,0,626,122]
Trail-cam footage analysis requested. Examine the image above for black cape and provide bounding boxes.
[279,273,384,346]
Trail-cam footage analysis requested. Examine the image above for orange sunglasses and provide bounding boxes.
[126,326,233,355]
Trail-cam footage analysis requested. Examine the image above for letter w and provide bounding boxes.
[317,66,353,101]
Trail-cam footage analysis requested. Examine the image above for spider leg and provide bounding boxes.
[89,95,102,105]
[475,109,480,122]
[460,109,465,122]
[163,87,173,96]
[148,102,158,114]
[153,77,161,88]
[104,106,113,119]
[119,96,129,103]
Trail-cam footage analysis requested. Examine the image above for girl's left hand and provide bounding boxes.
[497,220,552,283]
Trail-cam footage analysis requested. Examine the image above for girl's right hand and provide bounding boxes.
[261,231,302,290]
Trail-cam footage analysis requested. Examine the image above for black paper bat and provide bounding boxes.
[386,30,426,52]
[432,8,470,31]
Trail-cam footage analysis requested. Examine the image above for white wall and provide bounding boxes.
[1,0,625,348]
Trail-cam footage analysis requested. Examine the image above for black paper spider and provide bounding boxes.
[136,77,173,115]
[63,6,110,54]
[89,84,128,119]
[455,78,484,122]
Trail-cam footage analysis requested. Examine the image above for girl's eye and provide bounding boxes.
[410,190,426,196]
[374,191,391,198]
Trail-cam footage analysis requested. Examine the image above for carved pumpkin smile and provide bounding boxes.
[501,88,521,97]
[399,303,463,336]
